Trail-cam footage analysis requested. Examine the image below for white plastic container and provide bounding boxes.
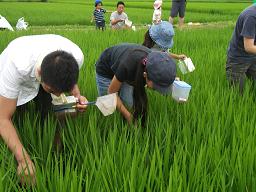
[172,80,191,102]
[125,19,132,27]
[177,57,195,74]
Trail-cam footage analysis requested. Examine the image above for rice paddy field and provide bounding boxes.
[1,0,256,191]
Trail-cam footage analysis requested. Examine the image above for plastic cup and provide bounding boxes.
[172,80,191,102]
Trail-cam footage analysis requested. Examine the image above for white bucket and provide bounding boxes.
[172,80,191,102]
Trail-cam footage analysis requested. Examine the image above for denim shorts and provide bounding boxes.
[96,73,134,108]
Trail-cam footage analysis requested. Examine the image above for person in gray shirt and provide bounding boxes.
[169,0,186,27]
[226,4,256,93]
[110,1,129,29]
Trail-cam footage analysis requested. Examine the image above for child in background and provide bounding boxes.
[143,21,187,60]
[152,0,162,24]
[91,1,109,30]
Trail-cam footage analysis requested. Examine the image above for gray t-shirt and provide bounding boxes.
[227,5,256,63]
[110,11,128,29]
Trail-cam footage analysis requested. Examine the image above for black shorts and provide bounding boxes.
[170,1,186,18]
[96,20,105,28]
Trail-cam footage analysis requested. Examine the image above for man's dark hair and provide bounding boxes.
[117,1,125,7]
[41,50,79,93]
[95,1,102,7]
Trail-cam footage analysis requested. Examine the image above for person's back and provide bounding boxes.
[96,43,151,81]
[0,34,83,106]
[227,4,256,62]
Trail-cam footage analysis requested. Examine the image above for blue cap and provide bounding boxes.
[146,51,176,95]
[149,21,175,50]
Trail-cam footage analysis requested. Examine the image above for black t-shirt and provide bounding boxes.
[96,43,151,83]
[227,5,256,63]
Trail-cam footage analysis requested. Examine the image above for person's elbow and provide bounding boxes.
[244,43,254,53]
[110,20,115,25]
[244,37,256,54]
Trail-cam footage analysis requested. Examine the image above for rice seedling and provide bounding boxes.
[1,1,256,191]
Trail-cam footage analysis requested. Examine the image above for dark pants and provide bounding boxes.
[16,86,63,151]
[96,20,106,31]
[226,57,256,93]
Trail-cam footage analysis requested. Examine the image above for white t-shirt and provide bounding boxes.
[0,34,84,106]
[110,11,128,29]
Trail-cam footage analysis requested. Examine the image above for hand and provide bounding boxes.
[177,98,188,103]
[118,19,124,23]
[175,77,180,81]
[125,113,133,124]
[178,54,187,60]
[17,159,36,186]
[76,95,88,112]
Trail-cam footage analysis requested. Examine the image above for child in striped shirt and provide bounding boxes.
[91,1,107,30]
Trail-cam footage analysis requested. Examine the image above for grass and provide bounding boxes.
[1,1,256,191]
[0,1,251,26]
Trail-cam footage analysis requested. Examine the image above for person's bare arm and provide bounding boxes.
[169,53,187,60]
[0,96,35,184]
[111,18,123,25]
[244,37,256,54]
[70,84,88,111]
[108,76,132,123]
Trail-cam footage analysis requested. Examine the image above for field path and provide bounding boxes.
[27,21,235,32]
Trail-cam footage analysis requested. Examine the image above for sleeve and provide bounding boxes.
[68,43,84,70]
[241,16,256,39]
[124,13,128,20]
[111,52,130,82]
[75,49,84,70]
[110,12,115,21]
[115,64,127,82]
[114,49,145,82]
[0,60,22,99]
[152,10,156,20]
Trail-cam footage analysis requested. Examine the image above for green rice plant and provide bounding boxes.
[1,10,256,191]
[0,1,250,26]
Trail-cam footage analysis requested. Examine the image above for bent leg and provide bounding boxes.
[226,57,249,94]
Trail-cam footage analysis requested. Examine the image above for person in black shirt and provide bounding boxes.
[95,43,176,126]
[226,4,256,93]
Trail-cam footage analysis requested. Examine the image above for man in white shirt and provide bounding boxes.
[110,1,130,29]
[0,34,87,184]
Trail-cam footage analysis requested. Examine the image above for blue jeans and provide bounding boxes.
[96,73,134,108]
